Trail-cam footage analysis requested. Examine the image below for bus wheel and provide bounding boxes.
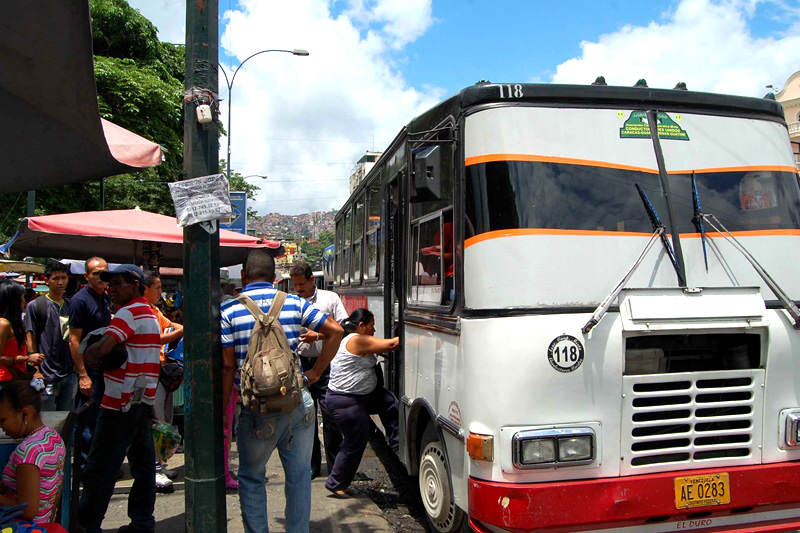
[418,427,466,532]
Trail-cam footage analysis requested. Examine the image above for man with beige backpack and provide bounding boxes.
[221,250,343,533]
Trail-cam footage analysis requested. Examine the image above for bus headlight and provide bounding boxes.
[520,438,556,464]
[784,411,800,448]
[558,436,593,462]
[513,427,595,469]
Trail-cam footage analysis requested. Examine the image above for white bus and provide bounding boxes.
[330,81,800,532]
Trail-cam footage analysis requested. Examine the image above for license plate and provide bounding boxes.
[674,473,731,509]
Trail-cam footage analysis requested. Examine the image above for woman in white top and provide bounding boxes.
[324,309,399,496]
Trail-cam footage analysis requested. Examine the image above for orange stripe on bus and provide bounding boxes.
[667,165,799,175]
[464,154,659,174]
[680,229,800,238]
[465,228,800,248]
[464,155,799,176]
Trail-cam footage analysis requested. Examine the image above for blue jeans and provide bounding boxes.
[78,403,156,533]
[237,389,315,533]
[41,373,77,411]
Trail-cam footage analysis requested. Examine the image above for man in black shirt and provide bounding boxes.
[69,256,111,474]
[25,260,75,411]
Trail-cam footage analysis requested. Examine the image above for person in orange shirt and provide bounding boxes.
[143,272,183,493]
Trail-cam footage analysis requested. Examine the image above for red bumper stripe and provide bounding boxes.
[468,462,800,531]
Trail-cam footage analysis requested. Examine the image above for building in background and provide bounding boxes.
[775,71,800,169]
[349,151,382,193]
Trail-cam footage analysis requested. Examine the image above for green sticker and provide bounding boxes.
[620,111,689,140]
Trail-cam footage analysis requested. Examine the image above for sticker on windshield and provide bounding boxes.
[547,335,585,373]
[619,111,689,140]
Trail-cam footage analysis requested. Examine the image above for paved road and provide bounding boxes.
[101,422,429,531]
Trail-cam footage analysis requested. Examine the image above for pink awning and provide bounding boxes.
[101,119,162,168]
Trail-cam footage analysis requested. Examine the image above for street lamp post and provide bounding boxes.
[219,49,308,182]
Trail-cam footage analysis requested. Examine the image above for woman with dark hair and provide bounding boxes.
[0,281,43,382]
[324,308,399,496]
[0,380,66,523]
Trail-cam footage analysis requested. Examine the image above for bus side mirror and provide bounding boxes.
[411,145,441,202]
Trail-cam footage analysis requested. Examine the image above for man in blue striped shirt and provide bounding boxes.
[221,250,343,533]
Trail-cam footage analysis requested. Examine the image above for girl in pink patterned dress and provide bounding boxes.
[0,380,65,523]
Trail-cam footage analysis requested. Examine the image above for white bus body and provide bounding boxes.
[331,83,800,532]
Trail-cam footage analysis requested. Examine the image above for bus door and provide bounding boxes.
[384,175,403,394]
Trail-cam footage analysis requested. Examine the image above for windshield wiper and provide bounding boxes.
[582,184,680,334]
[582,227,664,334]
[636,184,685,286]
[691,174,709,271]
[697,212,800,329]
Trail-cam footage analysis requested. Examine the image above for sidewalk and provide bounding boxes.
[101,441,394,532]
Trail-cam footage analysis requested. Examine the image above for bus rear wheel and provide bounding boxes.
[418,427,467,532]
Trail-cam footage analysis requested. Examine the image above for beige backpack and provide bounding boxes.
[236,291,304,414]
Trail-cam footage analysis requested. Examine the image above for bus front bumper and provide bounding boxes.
[468,462,800,532]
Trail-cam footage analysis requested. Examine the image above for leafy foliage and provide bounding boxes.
[298,231,335,270]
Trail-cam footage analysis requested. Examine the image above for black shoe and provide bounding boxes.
[311,468,320,480]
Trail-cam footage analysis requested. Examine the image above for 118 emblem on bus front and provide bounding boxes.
[547,335,585,373]
[498,84,524,98]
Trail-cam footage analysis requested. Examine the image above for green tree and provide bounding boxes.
[298,231,334,270]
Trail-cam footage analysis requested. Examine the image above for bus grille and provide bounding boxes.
[621,369,764,475]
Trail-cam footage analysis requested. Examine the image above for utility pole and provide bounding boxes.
[183,2,226,532]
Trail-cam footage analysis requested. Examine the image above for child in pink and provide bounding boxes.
[0,380,66,523]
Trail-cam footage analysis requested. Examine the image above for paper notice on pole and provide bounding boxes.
[168,174,232,227]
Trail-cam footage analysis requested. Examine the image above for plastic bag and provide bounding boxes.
[152,421,181,464]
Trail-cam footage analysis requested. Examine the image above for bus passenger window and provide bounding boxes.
[410,217,443,304]
[366,181,381,279]
[438,210,454,304]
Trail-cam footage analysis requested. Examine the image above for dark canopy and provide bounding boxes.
[0,2,157,192]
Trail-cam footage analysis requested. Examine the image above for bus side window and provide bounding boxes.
[366,180,381,280]
[409,210,452,306]
[352,195,365,284]
[334,217,345,285]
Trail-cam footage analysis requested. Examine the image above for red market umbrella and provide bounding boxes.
[4,208,283,267]
[0,2,162,192]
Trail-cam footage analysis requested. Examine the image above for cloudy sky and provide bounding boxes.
[128,0,800,215]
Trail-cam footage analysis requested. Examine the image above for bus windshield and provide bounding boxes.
[465,163,800,236]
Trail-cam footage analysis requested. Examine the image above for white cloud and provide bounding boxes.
[127,0,186,44]
[126,0,439,215]
[552,0,800,97]
[218,0,441,215]
[342,0,434,49]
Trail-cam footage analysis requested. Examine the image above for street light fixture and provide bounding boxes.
[242,174,268,180]
[219,49,309,184]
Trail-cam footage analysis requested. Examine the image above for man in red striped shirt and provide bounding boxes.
[78,264,161,533]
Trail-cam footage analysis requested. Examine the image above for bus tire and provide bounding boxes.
[418,425,467,532]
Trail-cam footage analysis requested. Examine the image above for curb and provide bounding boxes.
[113,481,185,495]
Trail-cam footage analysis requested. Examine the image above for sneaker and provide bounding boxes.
[155,461,179,480]
[155,471,174,493]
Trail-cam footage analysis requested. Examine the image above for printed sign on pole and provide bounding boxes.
[168,173,232,227]
[220,191,247,234]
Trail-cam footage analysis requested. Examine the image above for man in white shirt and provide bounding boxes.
[290,262,349,478]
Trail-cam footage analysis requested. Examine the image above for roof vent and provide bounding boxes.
[475,80,492,85]
[764,92,776,100]
[634,79,648,88]
[592,76,607,86]
[673,82,687,90]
